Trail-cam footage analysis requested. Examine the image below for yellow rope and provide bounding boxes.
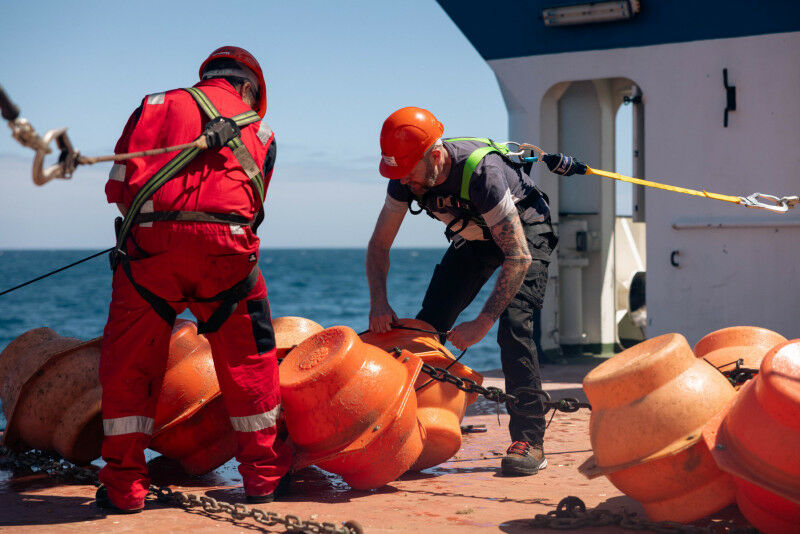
[585,167,742,205]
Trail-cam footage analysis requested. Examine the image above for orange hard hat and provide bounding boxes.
[199,46,268,118]
[379,107,444,179]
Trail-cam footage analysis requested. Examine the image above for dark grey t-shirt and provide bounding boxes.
[385,139,549,241]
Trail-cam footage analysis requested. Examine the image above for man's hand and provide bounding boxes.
[448,314,494,351]
[369,302,399,333]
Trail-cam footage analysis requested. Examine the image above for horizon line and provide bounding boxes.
[0,246,449,252]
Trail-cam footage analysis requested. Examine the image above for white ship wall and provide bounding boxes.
[489,31,800,348]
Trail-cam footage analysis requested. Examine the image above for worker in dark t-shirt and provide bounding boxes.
[366,107,558,476]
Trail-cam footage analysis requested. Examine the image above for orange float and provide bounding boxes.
[359,319,484,471]
[410,351,483,471]
[694,326,786,376]
[0,328,103,464]
[280,326,423,489]
[273,316,324,359]
[359,318,441,353]
[149,319,237,475]
[580,333,737,522]
[704,339,800,534]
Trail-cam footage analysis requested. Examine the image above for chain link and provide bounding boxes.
[531,496,756,533]
[419,362,592,417]
[0,446,363,534]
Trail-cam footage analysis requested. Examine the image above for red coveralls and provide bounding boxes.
[100,78,290,510]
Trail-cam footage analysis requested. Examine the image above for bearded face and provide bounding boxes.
[404,152,440,195]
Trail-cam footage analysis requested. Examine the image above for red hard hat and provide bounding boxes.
[379,107,444,180]
[199,46,268,118]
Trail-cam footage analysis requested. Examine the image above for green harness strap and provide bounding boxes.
[113,89,262,253]
[184,87,266,201]
[444,137,510,200]
[410,138,518,243]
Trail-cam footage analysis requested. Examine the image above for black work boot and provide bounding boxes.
[501,441,547,476]
[95,485,144,514]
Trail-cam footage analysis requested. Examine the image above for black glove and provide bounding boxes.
[542,153,588,176]
[203,117,240,148]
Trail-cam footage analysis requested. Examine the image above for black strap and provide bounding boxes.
[119,256,259,332]
[196,265,260,334]
[134,211,252,225]
[120,257,177,326]
[408,197,425,215]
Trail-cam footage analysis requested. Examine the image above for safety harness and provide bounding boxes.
[109,87,267,334]
[408,137,550,243]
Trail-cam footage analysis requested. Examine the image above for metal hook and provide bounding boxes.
[31,127,79,185]
[738,192,796,213]
[9,116,79,186]
[501,141,546,160]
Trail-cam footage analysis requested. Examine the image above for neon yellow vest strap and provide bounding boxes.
[444,138,510,200]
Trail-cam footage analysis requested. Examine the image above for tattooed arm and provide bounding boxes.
[366,204,406,333]
[448,211,532,350]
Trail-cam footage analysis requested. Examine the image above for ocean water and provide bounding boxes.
[0,248,503,431]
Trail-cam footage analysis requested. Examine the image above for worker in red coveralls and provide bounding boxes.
[97,46,290,513]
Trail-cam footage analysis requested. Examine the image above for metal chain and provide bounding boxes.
[0,446,363,534]
[531,496,756,533]
[418,362,591,417]
[717,359,759,387]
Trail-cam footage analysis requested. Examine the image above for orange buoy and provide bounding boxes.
[314,362,424,489]
[360,318,440,353]
[0,328,103,464]
[359,318,484,471]
[704,339,800,534]
[694,326,786,377]
[580,333,737,522]
[280,326,424,489]
[410,351,483,471]
[273,316,324,359]
[149,320,236,475]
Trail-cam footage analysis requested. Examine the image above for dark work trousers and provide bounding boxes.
[416,221,557,445]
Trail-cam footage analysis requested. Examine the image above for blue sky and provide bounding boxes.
[0,0,511,249]
[0,1,632,249]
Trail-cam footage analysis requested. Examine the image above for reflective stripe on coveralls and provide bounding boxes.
[102,415,155,436]
[229,404,281,432]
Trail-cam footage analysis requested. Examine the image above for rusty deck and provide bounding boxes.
[0,360,752,533]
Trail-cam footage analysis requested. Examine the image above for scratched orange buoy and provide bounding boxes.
[0,328,103,464]
[280,326,423,489]
[273,316,324,359]
[580,333,737,522]
[149,320,236,475]
[694,326,786,378]
[704,339,800,534]
[359,318,484,471]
